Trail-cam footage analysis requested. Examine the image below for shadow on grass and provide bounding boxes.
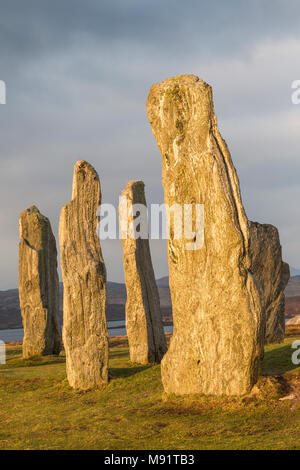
[109,364,152,379]
[0,354,65,369]
[263,342,299,375]
[109,350,129,359]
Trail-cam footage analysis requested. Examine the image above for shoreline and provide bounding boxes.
[3,327,299,347]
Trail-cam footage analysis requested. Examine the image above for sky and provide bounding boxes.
[0,0,300,289]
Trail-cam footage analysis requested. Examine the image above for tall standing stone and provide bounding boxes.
[19,206,61,359]
[249,222,290,344]
[59,160,108,390]
[147,75,265,396]
[119,180,167,364]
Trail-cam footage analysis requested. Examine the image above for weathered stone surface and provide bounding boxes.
[249,222,290,344]
[19,206,61,359]
[146,74,265,396]
[59,160,108,390]
[119,180,167,364]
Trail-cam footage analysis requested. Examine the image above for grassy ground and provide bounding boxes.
[0,329,300,450]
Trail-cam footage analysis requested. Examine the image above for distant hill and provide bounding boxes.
[284,275,300,297]
[1,273,300,329]
[0,289,20,329]
[156,276,170,288]
[285,296,300,318]
[284,275,300,318]
[0,280,172,330]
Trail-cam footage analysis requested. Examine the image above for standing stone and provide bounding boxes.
[147,74,265,396]
[249,222,290,344]
[19,206,61,359]
[59,160,108,390]
[119,180,167,364]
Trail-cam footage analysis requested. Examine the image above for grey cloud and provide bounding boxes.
[1,0,300,67]
[1,1,300,288]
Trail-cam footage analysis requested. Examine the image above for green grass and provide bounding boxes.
[0,331,300,450]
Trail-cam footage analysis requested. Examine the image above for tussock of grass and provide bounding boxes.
[0,330,300,450]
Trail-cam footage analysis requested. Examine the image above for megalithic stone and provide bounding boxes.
[146,74,265,396]
[249,222,290,344]
[59,160,108,390]
[119,181,167,364]
[19,206,61,359]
